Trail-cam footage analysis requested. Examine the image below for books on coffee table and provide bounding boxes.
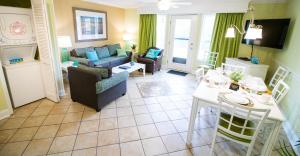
[119,66,131,70]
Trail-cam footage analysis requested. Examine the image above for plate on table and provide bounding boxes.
[224,93,250,105]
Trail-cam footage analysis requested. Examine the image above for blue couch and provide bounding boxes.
[69,43,132,68]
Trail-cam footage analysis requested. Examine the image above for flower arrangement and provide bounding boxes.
[229,71,243,83]
[229,71,243,91]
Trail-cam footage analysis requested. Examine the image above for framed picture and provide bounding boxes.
[73,7,108,42]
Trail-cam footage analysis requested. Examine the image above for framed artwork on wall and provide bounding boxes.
[72,7,108,42]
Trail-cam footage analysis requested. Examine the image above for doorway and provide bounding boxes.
[167,15,197,72]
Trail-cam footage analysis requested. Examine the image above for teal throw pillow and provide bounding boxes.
[86,51,99,61]
[117,49,127,57]
[145,49,160,59]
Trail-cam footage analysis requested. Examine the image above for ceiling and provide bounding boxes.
[83,0,287,14]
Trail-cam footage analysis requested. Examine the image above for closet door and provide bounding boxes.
[31,0,60,102]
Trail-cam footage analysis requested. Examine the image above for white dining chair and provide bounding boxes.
[199,52,219,70]
[221,63,246,74]
[272,80,290,104]
[269,66,289,89]
[195,68,205,83]
[210,93,270,156]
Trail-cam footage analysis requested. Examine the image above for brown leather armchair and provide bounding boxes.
[137,47,164,74]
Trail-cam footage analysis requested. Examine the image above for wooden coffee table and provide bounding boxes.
[112,62,145,77]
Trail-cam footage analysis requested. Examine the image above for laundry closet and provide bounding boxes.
[0,0,62,113]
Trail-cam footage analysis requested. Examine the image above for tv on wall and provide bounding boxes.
[242,19,291,49]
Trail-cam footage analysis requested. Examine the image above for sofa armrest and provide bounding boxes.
[68,66,101,105]
[69,56,89,66]
[137,57,155,64]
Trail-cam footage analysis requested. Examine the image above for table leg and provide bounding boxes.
[186,98,199,147]
[143,66,145,77]
[261,120,282,156]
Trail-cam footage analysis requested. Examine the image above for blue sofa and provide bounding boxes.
[69,43,132,68]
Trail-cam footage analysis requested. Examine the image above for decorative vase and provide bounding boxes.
[229,81,240,91]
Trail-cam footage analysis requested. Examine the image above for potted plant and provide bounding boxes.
[131,44,136,52]
[229,71,243,91]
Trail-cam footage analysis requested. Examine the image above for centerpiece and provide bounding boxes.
[229,71,243,91]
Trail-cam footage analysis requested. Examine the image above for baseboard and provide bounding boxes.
[283,121,300,154]
[0,109,12,120]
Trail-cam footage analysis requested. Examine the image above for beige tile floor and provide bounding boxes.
[0,70,293,156]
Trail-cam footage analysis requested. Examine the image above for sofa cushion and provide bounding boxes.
[96,71,129,94]
[107,44,121,56]
[90,56,129,67]
[95,46,110,59]
[109,56,129,67]
[78,64,110,79]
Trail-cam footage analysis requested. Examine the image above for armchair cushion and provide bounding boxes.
[95,46,110,59]
[78,64,111,79]
[96,71,129,94]
[107,44,121,56]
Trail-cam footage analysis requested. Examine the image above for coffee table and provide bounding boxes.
[112,62,145,77]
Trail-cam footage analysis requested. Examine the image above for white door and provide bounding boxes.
[168,15,197,72]
[31,0,60,102]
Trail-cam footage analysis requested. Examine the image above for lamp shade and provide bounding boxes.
[123,33,133,41]
[225,27,235,38]
[255,27,263,39]
[244,27,257,40]
[245,26,263,40]
[57,36,72,48]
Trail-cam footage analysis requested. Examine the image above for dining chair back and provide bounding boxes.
[195,68,205,83]
[269,66,289,89]
[210,93,270,156]
[204,52,219,69]
[272,80,290,104]
[221,63,246,74]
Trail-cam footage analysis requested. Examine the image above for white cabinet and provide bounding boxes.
[3,61,45,107]
[225,58,269,81]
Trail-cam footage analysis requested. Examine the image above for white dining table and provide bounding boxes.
[186,71,285,156]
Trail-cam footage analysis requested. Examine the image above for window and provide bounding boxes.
[197,14,216,63]
[156,15,167,49]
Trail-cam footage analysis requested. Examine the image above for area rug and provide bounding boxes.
[137,81,174,97]
[167,70,188,76]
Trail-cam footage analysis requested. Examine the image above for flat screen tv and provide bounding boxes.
[242,19,290,49]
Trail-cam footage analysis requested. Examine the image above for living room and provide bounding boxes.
[0,0,300,156]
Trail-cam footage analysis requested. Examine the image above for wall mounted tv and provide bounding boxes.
[242,19,290,49]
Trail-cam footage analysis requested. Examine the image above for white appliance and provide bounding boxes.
[225,58,269,81]
[1,46,45,107]
[0,6,45,107]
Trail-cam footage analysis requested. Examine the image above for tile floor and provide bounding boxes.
[0,70,293,156]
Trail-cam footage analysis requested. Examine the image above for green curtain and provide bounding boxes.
[138,14,157,54]
[210,13,244,67]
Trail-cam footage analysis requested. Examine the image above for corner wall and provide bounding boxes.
[271,0,300,148]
